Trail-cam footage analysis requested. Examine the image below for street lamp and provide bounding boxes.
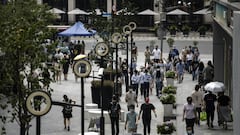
[156,0,166,59]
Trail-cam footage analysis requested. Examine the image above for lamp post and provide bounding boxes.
[156,0,166,59]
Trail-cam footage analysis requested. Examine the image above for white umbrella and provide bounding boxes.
[48,8,65,14]
[166,9,189,15]
[204,81,225,93]
[193,8,211,15]
[78,132,99,135]
[137,9,159,15]
[68,8,89,15]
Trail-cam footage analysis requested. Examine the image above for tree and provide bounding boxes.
[0,0,56,134]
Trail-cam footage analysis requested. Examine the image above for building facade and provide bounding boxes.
[212,0,240,134]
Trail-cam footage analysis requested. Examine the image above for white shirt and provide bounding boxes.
[186,53,193,61]
[152,48,161,59]
[139,71,145,84]
[131,74,139,84]
[183,103,196,119]
[191,91,203,108]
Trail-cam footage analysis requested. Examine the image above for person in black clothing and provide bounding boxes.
[108,95,121,135]
[62,95,76,131]
[204,91,217,128]
[217,92,231,128]
[198,61,205,86]
[138,97,157,135]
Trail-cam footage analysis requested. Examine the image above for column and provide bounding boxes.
[68,0,75,23]
[233,11,240,135]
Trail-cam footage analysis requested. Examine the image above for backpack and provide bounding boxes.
[156,70,161,78]
[63,104,72,114]
[110,103,119,117]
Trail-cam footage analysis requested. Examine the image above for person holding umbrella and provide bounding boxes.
[203,91,217,128]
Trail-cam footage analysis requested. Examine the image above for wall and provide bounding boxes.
[233,11,240,135]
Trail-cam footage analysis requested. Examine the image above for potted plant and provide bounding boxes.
[160,94,176,104]
[168,25,178,36]
[157,121,176,134]
[165,70,175,86]
[162,85,177,94]
[181,25,191,36]
[160,94,176,116]
[197,25,208,37]
[166,38,175,48]
[91,80,114,110]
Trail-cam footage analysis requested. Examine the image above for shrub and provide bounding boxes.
[160,94,176,104]
[165,71,175,78]
[157,121,176,134]
[162,86,177,94]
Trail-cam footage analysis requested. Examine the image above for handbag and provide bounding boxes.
[200,111,207,121]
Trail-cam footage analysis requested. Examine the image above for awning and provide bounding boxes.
[193,8,211,15]
[68,8,89,15]
[137,9,159,15]
[166,9,189,15]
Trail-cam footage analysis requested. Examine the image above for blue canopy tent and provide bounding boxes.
[58,21,96,36]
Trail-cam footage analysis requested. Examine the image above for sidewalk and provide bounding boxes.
[175,73,233,135]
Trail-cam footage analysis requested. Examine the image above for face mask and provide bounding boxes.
[130,109,134,112]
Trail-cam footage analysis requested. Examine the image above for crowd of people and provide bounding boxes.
[55,42,231,135]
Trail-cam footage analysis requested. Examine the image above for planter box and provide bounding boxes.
[163,104,173,117]
[166,78,174,86]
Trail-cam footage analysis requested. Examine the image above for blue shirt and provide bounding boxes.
[131,74,139,84]
[143,73,152,83]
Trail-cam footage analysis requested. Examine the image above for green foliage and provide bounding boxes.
[0,0,56,134]
[157,121,176,134]
[166,38,175,48]
[181,25,191,32]
[165,71,175,78]
[162,86,177,94]
[160,94,176,104]
[197,25,208,32]
[168,25,178,31]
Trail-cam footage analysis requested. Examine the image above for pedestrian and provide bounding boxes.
[121,59,128,90]
[125,105,138,134]
[54,58,62,84]
[138,97,157,135]
[217,92,231,129]
[191,84,203,125]
[139,67,145,98]
[203,60,214,84]
[183,97,197,134]
[203,91,217,128]
[152,45,161,63]
[108,95,121,135]
[125,87,138,111]
[144,46,151,67]
[131,70,140,96]
[62,53,70,80]
[176,59,185,83]
[131,42,138,60]
[143,69,152,99]
[191,55,199,81]
[153,66,164,97]
[62,95,76,131]
[198,61,205,87]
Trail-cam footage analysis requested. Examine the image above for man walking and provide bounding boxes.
[108,95,121,135]
[204,91,217,128]
[138,97,157,135]
[125,88,138,111]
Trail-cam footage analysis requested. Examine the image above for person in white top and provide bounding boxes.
[183,96,197,134]
[186,51,193,73]
[191,84,203,125]
[152,45,161,63]
[125,88,138,111]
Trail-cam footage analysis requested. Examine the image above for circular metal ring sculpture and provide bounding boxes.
[95,42,109,57]
[122,25,132,35]
[128,22,137,30]
[73,60,92,78]
[26,91,52,116]
[111,32,123,44]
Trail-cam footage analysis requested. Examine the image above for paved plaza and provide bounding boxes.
[2,38,233,135]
